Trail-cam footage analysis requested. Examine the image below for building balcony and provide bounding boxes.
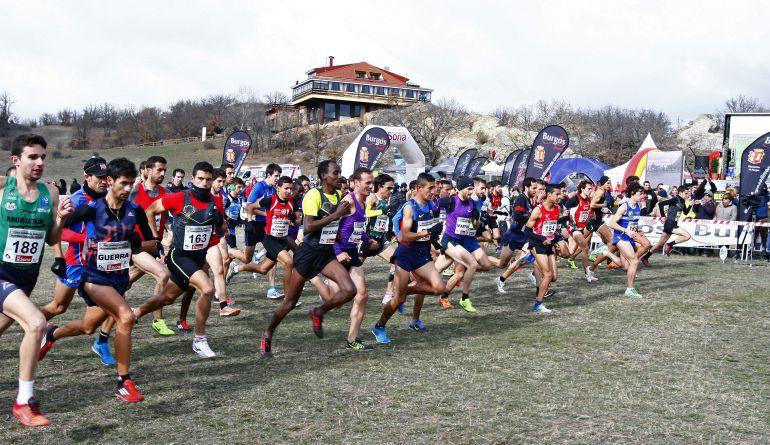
[291,79,432,105]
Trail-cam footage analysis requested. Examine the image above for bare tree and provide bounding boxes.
[0,91,15,137]
[39,113,58,126]
[310,121,326,164]
[724,94,770,113]
[263,90,290,106]
[70,105,99,149]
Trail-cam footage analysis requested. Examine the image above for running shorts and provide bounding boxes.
[393,244,432,272]
[167,247,207,290]
[441,234,481,254]
[245,221,266,247]
[263,234,290,262]
[293,244,335,280]
[57,264,83,289]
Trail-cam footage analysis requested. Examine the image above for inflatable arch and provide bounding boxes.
[340,125,426,182]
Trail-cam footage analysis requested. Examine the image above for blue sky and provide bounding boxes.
[2,0,768,122]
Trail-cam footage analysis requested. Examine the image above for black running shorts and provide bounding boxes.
[167,247,207,290]
[293,244,335,280]
[245,221,266,247]
[263,235,290,262]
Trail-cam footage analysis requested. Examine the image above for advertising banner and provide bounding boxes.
[645,151,684,188]
[738,132,770,220]
[693,155,709,179]
[501,150,522,187]
[453,148,478,180]
[513,151,530,189]
[354,127,390,171]
[466,157,488,178]
[524,125,569,180]
[591,217,741,247]
[221,130,253,175]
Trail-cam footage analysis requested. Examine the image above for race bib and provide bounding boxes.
[3,228,45,264]
[183,226,211,251]
[627,221,638,232]
[578,211,589,223]
[320,221,339,244]
[439,208,446,223]
[417,218,437,241]
[239,205,249,221]
[542,221,557,236]
[348,221,365,243]
[96,241,131,271]
[271,218,289,237]
[374,215,389,232]
[154,213,162,228]
[454,217,473,236]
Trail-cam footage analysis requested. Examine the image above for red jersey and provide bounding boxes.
[134,182,167,238]
[533,203,560,237]
[490,193,502,209]
[163,191,225,248]
[570,195,592,230]
[263,195,295,238]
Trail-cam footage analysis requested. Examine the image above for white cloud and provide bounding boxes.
[1,0,768,121]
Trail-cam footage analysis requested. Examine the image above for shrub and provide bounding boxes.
[476,131,489,145]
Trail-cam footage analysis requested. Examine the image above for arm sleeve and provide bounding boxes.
[61,228,87,243]
[512,197,530,225]
[161,193,183,215]
[562,195,579,209]
[63,205,95,228]
[258,197,272,208]
[247,183,264,204]
[134,207,155,241]
[658,197,676,214]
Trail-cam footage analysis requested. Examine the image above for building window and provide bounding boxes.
[331,82,341,91]
[355,71,365,79]
[314,81,329,90]
[361,85,370,94]
[371,72,382,80]
[340,104,351,117]
[390,88,400,97]
[324,102,336,119]
[419,91,429,101]
[376,86,385,95]
[405,89,415,99]
[346,83,356,93]
[352,105,361,117]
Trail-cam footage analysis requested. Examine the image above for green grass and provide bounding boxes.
[0,253,768,444]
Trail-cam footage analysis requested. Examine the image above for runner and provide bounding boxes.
[227,163,282,299]
[606,183,645,298]
[495,178,540,293]
[36,157,118,365]
[372,173,445,343]
[38,157,157,404]
[0,134,72,426]
[133,161,227,358]
[643,187,693,260]
[364,173,397,303]
[524,183,564,313]
[587,176,625,275]
[562,180,598,282]
[259,160,356,358]
[436,177,494,312]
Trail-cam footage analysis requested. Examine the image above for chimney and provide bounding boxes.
[328,56,334,67]
[384,66,389,71]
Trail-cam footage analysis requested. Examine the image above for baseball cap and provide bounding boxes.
[84,157,108,176]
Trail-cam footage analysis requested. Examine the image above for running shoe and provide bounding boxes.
[175,320,192,333]
[566,259,578,269]
[459,298,477,313]
[115,379,144,403]
[438,296,454,309]
[226,262,239,283]
[442,266,454,277]
[663,244,672,256]
[259,333,273,358]
[255,248,267,262]
[397,304,405,314]
[219,304,241,317]
[606,262,620,270]
[266,288,284,300]
[382,291,394,305]
[152,319,176,336]
[544,290,556,299]
[192,337,216,358]
[624,288,643,299]
[585,267,598,283]
[525,253,535,264]
[371,324,391,344]
[528,271,537,287]
[346,338,374,351]
[13,397,51,426]
[409,320,428,332]
[534,303,552,313]
[496,277,507,294]
[38,326,55,361]
[641,257,650,266]
[310,308,324,338]
[91,338,116,366]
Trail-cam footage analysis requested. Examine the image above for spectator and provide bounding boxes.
[69,178,81,194]
[694,192,716,219]
[642,180,658,215]
[714,195,737,221]
[58,178,67,195]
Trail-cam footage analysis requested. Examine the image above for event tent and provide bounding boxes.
[482,160,503,175]
[431,157,457,175]
[603,133,660,190]
[549,158,610,184]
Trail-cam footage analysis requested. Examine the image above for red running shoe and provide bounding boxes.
[115,379,144,403]
[259,333,272,358]
[641,257,650,266]
[13,397,51,427]
[38,324,56,361]
[310,308,324,338]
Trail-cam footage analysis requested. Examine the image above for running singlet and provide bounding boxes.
[393,199,437,248]
[0,176,53,271]
[247,181,274,223]
[508,194,533,243]
[569,195,592,230]
[63,186,102,266]
[225,194,245,235]
[613,201,642,239]
[302,187,340,250]
[443,195,475,239]
[133,182,167,237]
[82,199,140,280]
[167,190,220,253]
[368,196,391,238]
[262,194,294,238]
[533,203,560,239]
[335,193,370,254]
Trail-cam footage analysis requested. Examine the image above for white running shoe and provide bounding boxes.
[585,267,598,283]
[255,248,267,262]
[192,337,216,358]
[226,262,239,283]
[534,304,552,313]
[528,271,537,287]
[266,288,284,299]
[496,277,507,294]
[382,291,394,305]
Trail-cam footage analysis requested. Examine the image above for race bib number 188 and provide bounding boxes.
[3,228,45,264]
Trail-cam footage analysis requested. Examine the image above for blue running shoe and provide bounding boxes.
[397,304,405,314]
[91,338,116,366]
[409,320,428,332]
[372,324,391,344]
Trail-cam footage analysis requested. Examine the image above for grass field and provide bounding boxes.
[0,252,768,444]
